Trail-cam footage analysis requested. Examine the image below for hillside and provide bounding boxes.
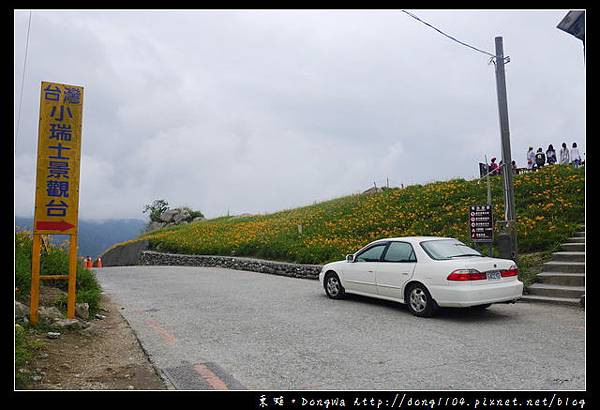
[15,217,146,258]
[119,165,584,265]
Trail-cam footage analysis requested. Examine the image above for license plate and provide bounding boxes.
[486,271,502,280]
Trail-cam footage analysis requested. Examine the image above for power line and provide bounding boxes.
[15,11,32,151]
[400,10,497,59]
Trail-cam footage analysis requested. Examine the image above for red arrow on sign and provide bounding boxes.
[36,220,75,232]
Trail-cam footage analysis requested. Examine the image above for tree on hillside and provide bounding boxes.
[143,199,170,222]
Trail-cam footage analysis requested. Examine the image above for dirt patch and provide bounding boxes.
[18,293,167,390]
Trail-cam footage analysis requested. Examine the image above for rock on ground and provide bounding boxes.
[76,303,90,320]
[38,306,65,323]
[51,319,81,330]
[15,301,29,319]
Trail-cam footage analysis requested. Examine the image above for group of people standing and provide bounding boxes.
[485,142,583,177]
[527,143,582,170]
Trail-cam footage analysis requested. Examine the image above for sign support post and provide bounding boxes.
[30,81,84,325]
[67,233,79,318]
[29,235,42,325]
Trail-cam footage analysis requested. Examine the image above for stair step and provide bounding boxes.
[561,243,585,252]
[543,261,585,273]
[566,237,585,243]
[551,251,586,262]
[519,295,582,306]
[573,231,585,237]
[536,272,585,286]
[526,283,585,298]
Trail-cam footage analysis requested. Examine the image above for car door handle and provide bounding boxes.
[401,272,409,275]
[368,270,374,273]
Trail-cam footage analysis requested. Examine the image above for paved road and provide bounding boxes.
[95,266,586,390]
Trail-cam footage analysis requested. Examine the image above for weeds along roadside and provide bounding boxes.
[15,230,103,389]
[15,230,102,319]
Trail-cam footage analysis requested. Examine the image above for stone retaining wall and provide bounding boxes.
[101,240,149,266]
[139,251,323,280]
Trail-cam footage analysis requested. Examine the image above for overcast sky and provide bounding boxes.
[14,9,585,221]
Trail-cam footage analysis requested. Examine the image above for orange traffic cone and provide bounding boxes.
[95,257,103,268]
[86,257,92,269]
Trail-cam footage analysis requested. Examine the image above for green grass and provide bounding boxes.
[15,324,44,389]
[15,231,102,388]
[15,231,102,317]
[114,165,584,266]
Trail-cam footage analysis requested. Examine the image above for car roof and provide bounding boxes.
[371,236,455,243]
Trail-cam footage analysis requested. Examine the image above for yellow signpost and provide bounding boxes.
[30,81,84,325]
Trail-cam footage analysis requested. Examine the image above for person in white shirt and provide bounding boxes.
[559,142,570,165]
[570,143,582,168]
[527,147,535,170]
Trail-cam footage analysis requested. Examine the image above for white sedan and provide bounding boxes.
[319,236,523,317]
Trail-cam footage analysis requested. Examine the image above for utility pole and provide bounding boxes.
[493,36,518,261]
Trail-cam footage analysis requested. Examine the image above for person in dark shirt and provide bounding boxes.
[546,144,557,165]
[534,148,546,169]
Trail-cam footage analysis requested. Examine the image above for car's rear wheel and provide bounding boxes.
[406,283,437,317]
[324,272,346,299]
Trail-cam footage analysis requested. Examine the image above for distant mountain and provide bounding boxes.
[15,217,146,258]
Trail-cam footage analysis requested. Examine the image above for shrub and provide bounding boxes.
[14,231,102,317]
[181,207,204,220]
[143,199,169,223]
[15,231,33,299]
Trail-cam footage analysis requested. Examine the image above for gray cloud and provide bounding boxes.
[14,10,585,220]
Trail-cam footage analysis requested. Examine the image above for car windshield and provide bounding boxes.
[420,239,482,260]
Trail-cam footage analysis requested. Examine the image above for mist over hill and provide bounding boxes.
[15,217,146,258]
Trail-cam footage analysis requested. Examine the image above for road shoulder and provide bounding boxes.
[18,292,168,390]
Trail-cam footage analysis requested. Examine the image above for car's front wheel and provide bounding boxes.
[324,272,346,300]
[406,283,437,317]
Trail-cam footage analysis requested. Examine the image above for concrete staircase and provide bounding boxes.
[521,226,585,307]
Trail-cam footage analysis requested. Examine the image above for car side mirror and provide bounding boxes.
[346,254,355,263]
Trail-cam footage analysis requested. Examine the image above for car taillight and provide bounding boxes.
[447,269,486,281]
[501,265,519,277]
